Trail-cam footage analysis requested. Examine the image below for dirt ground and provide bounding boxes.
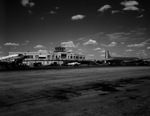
[0,67,150,116]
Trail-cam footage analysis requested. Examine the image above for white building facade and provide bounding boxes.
[9,46,85,66]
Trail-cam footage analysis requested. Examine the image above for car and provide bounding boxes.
[67,62,80,66]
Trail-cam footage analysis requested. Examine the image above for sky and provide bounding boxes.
[0,0,150,60]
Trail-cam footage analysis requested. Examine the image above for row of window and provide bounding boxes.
[26,55,85,60]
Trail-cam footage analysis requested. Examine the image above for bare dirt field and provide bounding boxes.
[0,66,150,116]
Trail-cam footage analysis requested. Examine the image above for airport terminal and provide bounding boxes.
[8,46,85,66]
[0,46,150,70]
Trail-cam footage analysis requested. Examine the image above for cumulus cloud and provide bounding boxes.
[98,5,111,12]
[111,10,120,14]
[68,49,73,52]
[4,43,19,46]
[137,50,147,56]
[71,14,85,20]
[83,39,98,45]
[21,40,29,46]
[125,49,134,52]
[77,32,104,42]
[37,50,48,53]
[121,0,139,11]
[137,15,143,18]
[100,54,105,57]
[127,39,149,48]
[94,47,101,51]
[108,42,117,47]
[49,11,56,14]
[121,0,139,6]
[121,42,125,44]
[21,0,35,7]
[34,45,44,49]
[99,50,105,53]
[61,41,76,47]
[123,6,139,11]
[127,43,145,47]
[147,47,150,49]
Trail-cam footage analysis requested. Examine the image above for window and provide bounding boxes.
[35,55,39,59]
[26,55,33,59]
[39,57,46,59]
[47,55,50,59]
[61,54,66,58]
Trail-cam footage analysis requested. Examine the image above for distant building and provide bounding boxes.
[9,46,85,66]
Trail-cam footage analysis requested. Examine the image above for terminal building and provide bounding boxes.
[9,46,85,66]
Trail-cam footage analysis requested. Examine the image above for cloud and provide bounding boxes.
[112,10,120,14]
[108,42,117,47]
[83,39,98,45]
[37,50,48,53]
[61,41,76,47]
[21,0,35,7]
[121,0,139,11]
[77,32,104,42]
[121,42,125,44]
[111,52,122,57]
[137,15,143,18]
[4,43,19,46]
[99,49,105,53]
[94,47,101,51]
[127,39,150,48]
[26,40,29,43]
[107,28,146,42]
[78,49,82,51]
[137,50,147,56]
[34,45,44,49]
[99,49,106,58]
[100,54,105,57]
[127,43,146,47]
[121,0,139,6]
[147,47,150,49]
[55,7,59,10]
[41,17,44,20]
[77,49,85,55]
[125,49,134,52]
[49,11,56,14]
[68,49,73,52]
[71,14,85,20]
[21,40,29,46]
[87,54,95,59]
[143,39,150,44]
[28,10,33,14]
[123,6,139,11]
[107,32,131,41]
[98,5,111,12]
[101,42,117,47]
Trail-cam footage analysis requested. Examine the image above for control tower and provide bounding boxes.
[54,46,66,52]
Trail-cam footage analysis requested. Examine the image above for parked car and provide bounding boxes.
[67,62,80,66]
